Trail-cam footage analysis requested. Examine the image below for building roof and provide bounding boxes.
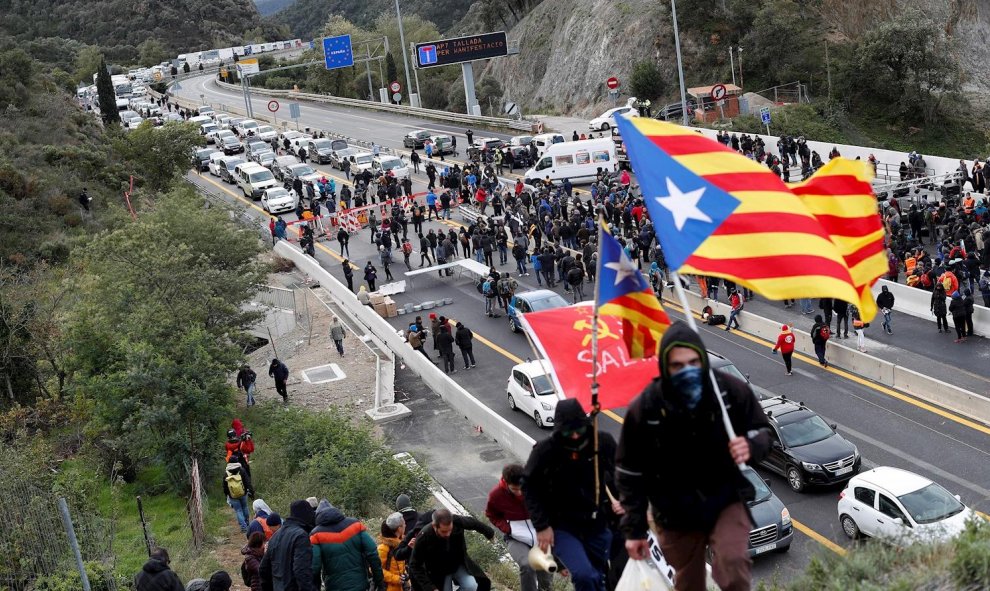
[687,84,743,97]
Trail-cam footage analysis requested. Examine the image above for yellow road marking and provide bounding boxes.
[792,521,847,555]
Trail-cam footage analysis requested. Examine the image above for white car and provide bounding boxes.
[372,155,410,180]
[284,163,322,185]
[255,125,278,141]
[506,361,559,428]
[838,467,974,545]
[237,119,261,138]
[261,187,297,214]
[278,130,307,145]
[349,152,375,172]
[589,106,635,131]
[509,135,533,147]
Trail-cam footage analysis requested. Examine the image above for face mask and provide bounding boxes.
[670,365,704,409]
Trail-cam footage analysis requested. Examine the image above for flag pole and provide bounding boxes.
[589,217,606,518]
[670,271,739,444]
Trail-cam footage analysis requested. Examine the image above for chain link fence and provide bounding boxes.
[0,470,120,590]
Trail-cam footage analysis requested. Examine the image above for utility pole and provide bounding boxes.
[670,0,690,126]
[737,46,744,90]
[393,0,418,107]
[825,40,832,99]
[729,47,736,87]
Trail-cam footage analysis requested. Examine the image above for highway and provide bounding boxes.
[178,72,990,584]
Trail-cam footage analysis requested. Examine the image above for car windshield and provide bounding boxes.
[337,148,359,157]
[313,139,333,149]
[266,189,289,199]
[249,170,274,182]
[223,137,240,145]
[716,362,747,383]
[226,159,245,169]
[742,468,772,503]
[529,294,568,311]
[531,374,556,396]
[779,415,834,447]
[242,121,259,129]
[355,155,373,165]
[898,483,966,524]
[292,165,315,176]
[257,126,274,134]
[381,159,403,170]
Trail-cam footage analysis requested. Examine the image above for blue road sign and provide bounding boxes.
[289,103,301,119]
[418,45,438,66]
[760,107,771,124]
[323,35,354,70]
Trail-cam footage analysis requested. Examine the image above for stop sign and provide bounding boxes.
[606,76,620,90]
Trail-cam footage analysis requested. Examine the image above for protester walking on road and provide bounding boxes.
[963,288,976,337]
[455,322,477,369]
[950,292,968,342]
[236,364,257,406]
[437,325,456,374]
[337,227,350,257]
[850,304,868,352]
[524,399,616,591]
[931,282,949,333]
[772,324,795,375]
[260,500,317,591]
[365,261,379,292]
[409,509,495,591]
[268,358,289,402]
[616,322,771,591]
[343,260,355,292]
[832,298,849,339]
[135,548,184,591]
[329,316,346,357]
[485,464,552,591]
[876,285,895,334]
[811,315,831,367]
[725,289,743,331]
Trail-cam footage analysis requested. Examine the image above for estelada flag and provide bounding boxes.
[614,116,883,320]
[518,302,658,412]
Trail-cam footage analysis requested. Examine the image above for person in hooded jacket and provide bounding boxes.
[378,513,408,591]
[242,532,266,591]
[876,285,895,335]
[268,359,289,403]
[616,322,771,591]
[963,288,976,337]
[310,499,385,591]
[523,399,618,591]
[135,548,184,591]
[260,500,317,591]
[248,499,275,541]
[771,324,795,375]
[408,508,494,591]
[931,282,949,333]
[949,291,968,342]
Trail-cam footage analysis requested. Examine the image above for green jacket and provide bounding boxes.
[310,500,384,591]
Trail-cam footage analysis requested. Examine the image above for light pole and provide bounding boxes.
[670,0,690,126]
[393,0,417,107]
[737,46,744,90]
[728,47,736,87]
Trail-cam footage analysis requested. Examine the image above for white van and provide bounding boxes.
[236,162,278,200]
[524,138,617,185]
[188,115,212,127]
[531,133,565,157]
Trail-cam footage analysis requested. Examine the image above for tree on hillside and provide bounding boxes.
[385,52,398,102]
[629,61,666,102]
[73,45,103,83]
[113,121,205,192]
[95,56,120,126]
[137,39,168,67]
[0,49,34,110]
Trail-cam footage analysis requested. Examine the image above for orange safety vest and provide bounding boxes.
[964,196,975,214]
[253,515,273,540]
[905,256,916,275]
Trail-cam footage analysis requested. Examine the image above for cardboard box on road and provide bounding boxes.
[384,296,397,318]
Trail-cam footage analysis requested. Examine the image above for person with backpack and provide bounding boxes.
[224,454,254,533]
[135,548,185,591]
[725,289,743,331]
[771,324,795,375]
[401,238,414,271]
[482,276,498,318]
[876,285,895,335]
[811,315,831,367]
[268,358,289,403]
[241,532,265,591]
[310,499,386,591]
[236,364,257,407]
[379,513,409,591]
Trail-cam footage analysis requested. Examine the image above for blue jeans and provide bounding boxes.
[517,259,527,275]
[228,496,250,532]
[881,310,892,333]
[534,268,542,285]
[442,565,477,591]
[726,309,741,329]
[554,527,612,591]
[245,383,256,406]
[475,249,484,263]
[800,298,814,313]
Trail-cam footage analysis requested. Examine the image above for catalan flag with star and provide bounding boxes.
[614,116,884,320]
[596,220,671,358]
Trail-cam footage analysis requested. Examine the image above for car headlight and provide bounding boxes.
[541,402,552,411]
[801,462,822,471]
[853,446,860,460]
[780,507,791,528]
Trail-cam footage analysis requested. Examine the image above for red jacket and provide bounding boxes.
[774,329,795,354]
[484,479,530,535]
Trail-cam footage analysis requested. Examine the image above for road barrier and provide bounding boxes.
[870,279,990,338]
[274,241,538,460]
[666,286,990,425]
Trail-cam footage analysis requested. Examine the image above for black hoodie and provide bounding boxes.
[523,399,616,534]
[134,558,184,591]
[260,501,316,591]
[615,322,770,535]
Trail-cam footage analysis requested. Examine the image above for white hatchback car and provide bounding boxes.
[261,187,297,214]
[837,466,974,545]
[506,361,559,429]
[372,155,411,180]
[589,106,635,131]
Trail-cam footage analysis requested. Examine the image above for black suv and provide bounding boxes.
[759,396,860,492]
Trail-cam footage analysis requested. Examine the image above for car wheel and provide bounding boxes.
[840,514,860,540]
[600,122,610,131]
[534,411,545,428]
[508,317,519,333]
[786,466,805,493]
[507,393,516,410]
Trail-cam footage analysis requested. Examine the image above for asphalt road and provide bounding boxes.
[180,76,990,583]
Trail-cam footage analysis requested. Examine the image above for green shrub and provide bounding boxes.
[29,561,121,591]
[951,518,990,588]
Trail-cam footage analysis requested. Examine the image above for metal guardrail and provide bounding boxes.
[208,77,535,132]
[254,284,297,311]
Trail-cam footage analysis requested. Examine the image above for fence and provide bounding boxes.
[255,284,297,312]
[0,470,119,590]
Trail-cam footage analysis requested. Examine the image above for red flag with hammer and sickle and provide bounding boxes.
[518,303,659,411]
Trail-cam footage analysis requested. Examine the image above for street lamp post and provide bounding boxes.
[737,46,744,90]
[670,0,690,126]
[393,0,418,107]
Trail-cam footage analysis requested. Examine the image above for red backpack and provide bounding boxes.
[818,325,831,341]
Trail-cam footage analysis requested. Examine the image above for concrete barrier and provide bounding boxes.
[871,279,990,337]
[663,286,990,425]
[274,241,538,460]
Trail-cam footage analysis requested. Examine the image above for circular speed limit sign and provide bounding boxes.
[389,81,401,93]
[267,100,280,112]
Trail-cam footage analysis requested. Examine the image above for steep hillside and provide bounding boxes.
[277,0,474,37]
[0,0,269,52]
[254,0,296,16]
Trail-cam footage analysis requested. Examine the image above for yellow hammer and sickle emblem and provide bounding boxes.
[573,317,620,347]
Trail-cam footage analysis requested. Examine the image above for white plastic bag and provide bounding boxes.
[616,558,673,591]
